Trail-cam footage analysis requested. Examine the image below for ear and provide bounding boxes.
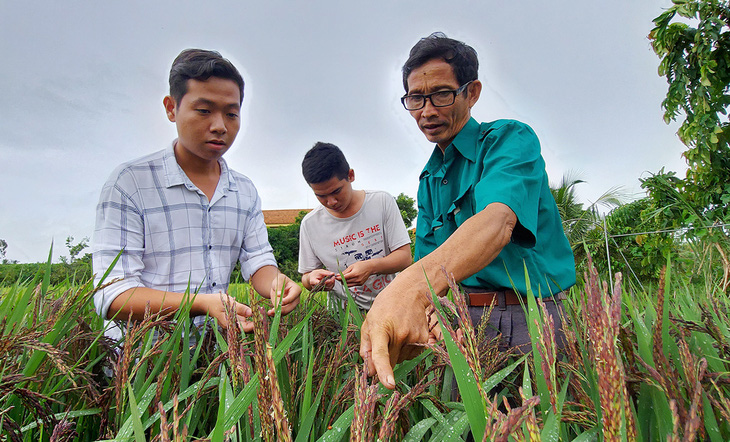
[163,95,177,122]
[467,80,482,108]
[348,169,355,182]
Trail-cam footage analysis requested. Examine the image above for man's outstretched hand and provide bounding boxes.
[359,277,431,389]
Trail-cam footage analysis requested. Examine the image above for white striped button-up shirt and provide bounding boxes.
[92,142,276,324]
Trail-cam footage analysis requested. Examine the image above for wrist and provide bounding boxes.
[402,266,436,309]
[191,292,215,316]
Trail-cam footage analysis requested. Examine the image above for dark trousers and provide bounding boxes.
[467,298,567,354]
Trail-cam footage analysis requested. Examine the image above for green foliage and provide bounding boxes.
[396,192,418,228]
[62,236,89,263]
[641,169,729,289]
[2,254,730,440]
[0,261,93,286]
[550,171,624,247]
[576,198,678,286]
[230,210,308,283]
[266,212,307,280]
[0,238,7,263]
[648,0,730,289]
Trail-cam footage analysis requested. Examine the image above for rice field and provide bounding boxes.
[1,256,729,441]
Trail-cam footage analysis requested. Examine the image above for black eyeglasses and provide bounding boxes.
[401,81,473,111]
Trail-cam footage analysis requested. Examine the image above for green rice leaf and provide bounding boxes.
[294,363,327,442]
[523,268,552,417]
[702,394,723,442]
[316,404,353,442]
[539,374,569,442]
[426,409,469,441]
[570,426,600,441]
[269,282,284,347]
[211,369,227,442]
[126,383,147,442]
[420,398,445,424]
[482,355,527,392]
[522,358,533,399]
[402,417,437,441]
[116,381,159,438]
[432,293,486,437]
[209,307,314,436]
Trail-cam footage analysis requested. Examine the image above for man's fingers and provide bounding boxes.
[235,303,253,318]
[397,344,424,363]
[280,287,300,304]
[238,318,255,333]
[368,328,397,389]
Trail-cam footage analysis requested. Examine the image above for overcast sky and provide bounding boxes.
[0,0,688,263]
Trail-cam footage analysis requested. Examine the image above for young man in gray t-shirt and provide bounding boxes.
[298,142,412,310]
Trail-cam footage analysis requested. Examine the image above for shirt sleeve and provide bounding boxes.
[382,193,411,253]
[238,190,278,280]
[297,215,323,274]
[473,121,544,247]
[91,169,146,319]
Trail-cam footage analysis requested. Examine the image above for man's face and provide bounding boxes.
[309,169,356,215]
[405,58,480,151]
[164,77,241,163]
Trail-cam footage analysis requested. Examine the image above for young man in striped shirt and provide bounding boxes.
[92,49,300,340]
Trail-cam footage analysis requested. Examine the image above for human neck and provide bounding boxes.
[173,142,221,201]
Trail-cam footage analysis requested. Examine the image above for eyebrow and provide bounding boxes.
[190,98,240,110]
[314,185,343,198]
[407,84,458,95]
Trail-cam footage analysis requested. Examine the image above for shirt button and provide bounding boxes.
[442,179,448,185]
[208,245,212,250]
[212,282,217,287]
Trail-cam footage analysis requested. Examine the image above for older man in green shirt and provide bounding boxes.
[360,32,576,390]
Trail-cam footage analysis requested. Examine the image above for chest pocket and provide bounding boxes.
[429,185,476,245]
[447,185,475,228]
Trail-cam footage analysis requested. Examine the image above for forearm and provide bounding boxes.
[366,245,413,275]
[392,203,515,303]
[250,265,282,298]
[107,286,216,321]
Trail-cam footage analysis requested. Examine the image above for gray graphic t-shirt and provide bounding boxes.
[298,190,410,310]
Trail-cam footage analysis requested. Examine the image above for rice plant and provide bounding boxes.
[1,252,729,441]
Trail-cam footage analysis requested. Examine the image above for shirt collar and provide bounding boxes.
[163,141,185,187]
[162,140,237,192]
[420,117,480,178]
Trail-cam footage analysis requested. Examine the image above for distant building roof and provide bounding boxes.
[262,209,312,227]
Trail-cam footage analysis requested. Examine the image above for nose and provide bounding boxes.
[326,196,337,207]
[421,98,439,118]
[210,112,227,134]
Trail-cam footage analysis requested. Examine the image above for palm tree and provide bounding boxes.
[550,171,625,250]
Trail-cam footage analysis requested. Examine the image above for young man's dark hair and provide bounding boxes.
[401,32,479,92]
[169,49,245,104]
[301,142,351,184]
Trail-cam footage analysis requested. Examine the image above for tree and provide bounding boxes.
[649,0,730,290]
[550,171,624,250]
[0,239,7,263]
[587,198,678,285]
[396,193,417,228]
[262,210,309,281]
[57,236,92,282]
[60,236,89,264]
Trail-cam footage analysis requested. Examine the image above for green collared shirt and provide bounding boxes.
[415,118,576,297]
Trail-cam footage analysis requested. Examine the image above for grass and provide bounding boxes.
[1,255,729,441]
